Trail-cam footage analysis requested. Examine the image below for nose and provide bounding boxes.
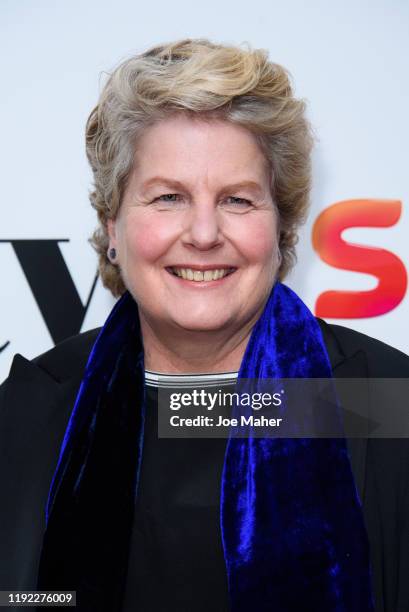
[182,201,223,250]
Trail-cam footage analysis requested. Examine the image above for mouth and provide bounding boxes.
[165,266,237,282]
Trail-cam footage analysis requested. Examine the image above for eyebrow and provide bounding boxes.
[141,176,265,196]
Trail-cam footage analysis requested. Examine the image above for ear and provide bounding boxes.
[107,219,117,248]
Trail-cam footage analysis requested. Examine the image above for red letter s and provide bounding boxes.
[312,199,407,318]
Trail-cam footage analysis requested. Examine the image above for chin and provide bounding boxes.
[171,315,231,332]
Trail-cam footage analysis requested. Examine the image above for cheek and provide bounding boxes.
[230,215,278,263]
[120,213,177,262]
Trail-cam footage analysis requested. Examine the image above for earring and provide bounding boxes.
[108,247,117,261]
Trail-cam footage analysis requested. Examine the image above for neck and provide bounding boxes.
[139,313,258,374]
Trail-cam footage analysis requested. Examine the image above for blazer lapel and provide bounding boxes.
[333,351,369,506]
[317,320,370,506]
[1,353,81,437]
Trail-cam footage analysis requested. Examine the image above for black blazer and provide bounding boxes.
[0,320,408,612]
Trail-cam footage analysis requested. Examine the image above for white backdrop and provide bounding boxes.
[1,0,408,383]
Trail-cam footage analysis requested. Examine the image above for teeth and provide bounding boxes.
[171,268,234,281]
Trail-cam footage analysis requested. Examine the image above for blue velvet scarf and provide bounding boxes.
[37,282,374,611]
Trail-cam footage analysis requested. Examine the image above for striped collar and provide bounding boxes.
[144,369,239,388]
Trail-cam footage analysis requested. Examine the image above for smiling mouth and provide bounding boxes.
[166,267,237,282]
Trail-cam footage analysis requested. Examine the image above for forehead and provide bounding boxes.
[131,114,270,186]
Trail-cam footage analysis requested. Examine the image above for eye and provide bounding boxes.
[223,196,253,209]
[153,193,182,203]
[227,196,251,205]
[151,193,187,210]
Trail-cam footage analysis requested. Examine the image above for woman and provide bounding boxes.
[1,38,408,612]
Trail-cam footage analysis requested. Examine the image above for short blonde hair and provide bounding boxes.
[86,38,313,297]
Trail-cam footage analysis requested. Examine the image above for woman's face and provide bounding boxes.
[108,115,280,335]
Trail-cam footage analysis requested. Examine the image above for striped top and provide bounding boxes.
[144,369,239,389]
